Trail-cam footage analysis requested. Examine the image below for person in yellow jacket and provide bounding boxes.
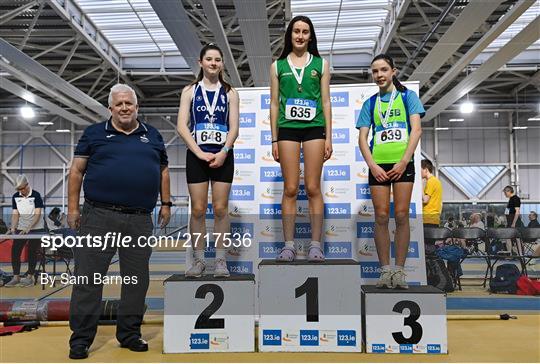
[421,159,442,227]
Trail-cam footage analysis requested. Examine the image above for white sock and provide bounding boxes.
[310,241,321,249]
[285,240,295,248]
[381,265,392,271]
[194,250,205,261]
[215,248,226,260]
[394,265,404,272]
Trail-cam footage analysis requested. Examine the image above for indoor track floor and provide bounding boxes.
[1,251,539,362]
[1,315,539,362]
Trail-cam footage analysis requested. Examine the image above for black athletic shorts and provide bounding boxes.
[277,126,326,142]
[186,149,234,184]
[368,161,415,186]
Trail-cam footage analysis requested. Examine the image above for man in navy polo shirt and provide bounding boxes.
[67,84,171,359]
[5,174,46,287]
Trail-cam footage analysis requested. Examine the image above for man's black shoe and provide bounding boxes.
[120,338,148,352]
[69,345,89,360]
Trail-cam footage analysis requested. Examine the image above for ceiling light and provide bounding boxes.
[38,121,54,126]
[528,117,540,121]
[460,101,474,114]
[449,118,464,122]
[512,126,528,130]
[56,129,70,133]
[436,127,450,131]
[20,105,35,119]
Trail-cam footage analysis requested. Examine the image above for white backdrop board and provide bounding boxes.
[187,82,426,285]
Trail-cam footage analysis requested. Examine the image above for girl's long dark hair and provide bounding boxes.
[371,53,407,92]
[191,43,232,92]
[278,16,320,60]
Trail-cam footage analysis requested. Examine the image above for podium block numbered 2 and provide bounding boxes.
[258,259,362,352]
[163,274,255,353]
[362,285,447,354]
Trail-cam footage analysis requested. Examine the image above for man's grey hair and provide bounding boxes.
[108,83,138,107]
[15,174,29,189]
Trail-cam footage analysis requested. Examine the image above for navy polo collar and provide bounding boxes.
[105,118,148,135]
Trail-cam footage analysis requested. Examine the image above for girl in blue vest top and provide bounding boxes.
[356,54,425,289]
[270,15,333,262]
[177,44,240,278]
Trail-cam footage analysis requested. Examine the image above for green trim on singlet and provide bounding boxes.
[276,54,325,129]
[371,92,411,164]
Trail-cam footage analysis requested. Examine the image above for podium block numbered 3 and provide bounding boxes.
[362,285,447,354]
[163,274,255,353]
[258,259,362,352]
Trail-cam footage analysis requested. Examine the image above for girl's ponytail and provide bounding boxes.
[392,75,407,92]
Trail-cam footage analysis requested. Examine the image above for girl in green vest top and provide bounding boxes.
[270,15,333,262]
[357,54,425,289]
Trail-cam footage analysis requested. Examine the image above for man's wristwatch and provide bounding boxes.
[161,201,173,207]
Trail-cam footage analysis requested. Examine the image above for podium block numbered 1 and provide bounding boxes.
[163,274,255,353]
[258,259,362,352]
[362,285,447,354]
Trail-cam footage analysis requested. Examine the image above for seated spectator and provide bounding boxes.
[468,213,490,254]
[469,213,485,230]
[444,216,455,229]
[0,217,7,234]
[528,211,539,228]
[46,207,66,231]
[524,211,540,249]
[496,215,507,228]
[486,213,496,228]
[46,207,76,238]
[453,222,467,248]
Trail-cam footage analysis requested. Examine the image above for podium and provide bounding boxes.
[163,274,255,353]
[362,285,447,354]
[258,259,362,352]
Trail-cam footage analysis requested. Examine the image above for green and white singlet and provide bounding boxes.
[276,53,325,129]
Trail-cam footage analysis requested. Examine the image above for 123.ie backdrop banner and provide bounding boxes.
[186,82,426,285]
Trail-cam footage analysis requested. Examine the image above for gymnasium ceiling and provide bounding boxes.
[0,0,539,125]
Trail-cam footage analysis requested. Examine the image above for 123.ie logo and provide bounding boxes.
[324,224,348,237]
[358,202,374,217]
[260,224,282,237]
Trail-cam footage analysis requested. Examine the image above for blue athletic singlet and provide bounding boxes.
[190,81,229,153]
